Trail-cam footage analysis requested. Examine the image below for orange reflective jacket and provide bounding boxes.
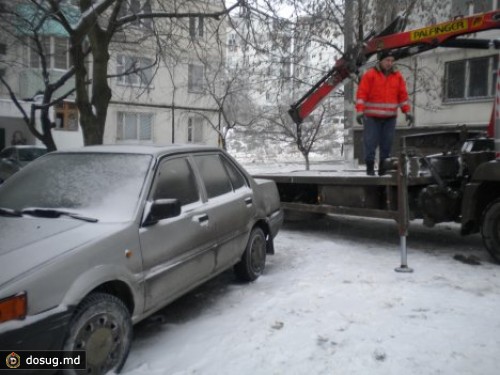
[355,66,410,118]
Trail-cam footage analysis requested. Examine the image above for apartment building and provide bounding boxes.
[0,0,225,150]
[411,0,499,127]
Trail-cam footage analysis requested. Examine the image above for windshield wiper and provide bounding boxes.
[0,207,22,217]
[21,208,98,223]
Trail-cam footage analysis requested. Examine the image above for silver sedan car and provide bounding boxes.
[0,144,283,374]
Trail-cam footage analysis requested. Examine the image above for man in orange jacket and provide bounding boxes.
[355,51,413,175]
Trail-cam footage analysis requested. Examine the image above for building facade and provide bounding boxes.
[0,0,224,151]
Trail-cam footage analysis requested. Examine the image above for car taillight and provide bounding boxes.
[0,292,27,323]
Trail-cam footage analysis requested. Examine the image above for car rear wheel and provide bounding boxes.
[63,293,132,374]
[234,227,266,282]
[482,199,500,263]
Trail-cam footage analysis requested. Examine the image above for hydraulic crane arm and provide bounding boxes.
[289,10,500,125]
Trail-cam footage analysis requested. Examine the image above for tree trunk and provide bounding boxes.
[71,21,111,146]
[25,102,57,151]
[87,27,112,145]
[303,152,310,171]
[39,93,57,151]
[40,115,57,152]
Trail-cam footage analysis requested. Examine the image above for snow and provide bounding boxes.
[120,161,500,375]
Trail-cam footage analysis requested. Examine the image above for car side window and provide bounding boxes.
[154,157,199,206]
[193,154,232,198]
[0,148,13,159]
[221,156,247,190]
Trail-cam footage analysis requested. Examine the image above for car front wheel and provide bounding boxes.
[63,293,132,374]
[234,227,267,282]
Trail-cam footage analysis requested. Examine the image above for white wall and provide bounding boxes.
[412,42,496,127]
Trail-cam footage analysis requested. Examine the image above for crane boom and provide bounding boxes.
[289,10,500,125]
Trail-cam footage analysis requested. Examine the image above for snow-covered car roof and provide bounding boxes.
[59,144,220,157]
[1,145,47,151]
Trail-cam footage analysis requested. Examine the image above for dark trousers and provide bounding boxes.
[363,116,396,164]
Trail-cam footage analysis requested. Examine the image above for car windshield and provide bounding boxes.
[0,153,152,222]
[18,148,47,162]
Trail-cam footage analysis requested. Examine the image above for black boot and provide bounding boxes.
[366,161,375,176]
[378,160,386,176]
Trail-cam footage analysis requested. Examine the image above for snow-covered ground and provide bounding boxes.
[120,161,500,375]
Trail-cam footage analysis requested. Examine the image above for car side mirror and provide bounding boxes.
[143,198,181,226]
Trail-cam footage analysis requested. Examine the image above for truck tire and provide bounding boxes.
[63,293,132,374]
[234,227,266,282]
[481,199,500,263]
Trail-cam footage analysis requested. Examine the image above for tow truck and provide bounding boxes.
[254,10,500,270]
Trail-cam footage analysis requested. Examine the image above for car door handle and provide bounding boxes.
[195,214,209,223]
[244,197,253,205]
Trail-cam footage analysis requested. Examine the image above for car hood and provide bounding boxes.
[0,217,128,287]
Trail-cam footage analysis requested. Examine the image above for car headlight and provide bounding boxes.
[0,292,27,323]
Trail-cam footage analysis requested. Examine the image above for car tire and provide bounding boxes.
[481,199,500,263]
[234,227,266,282]
[62,293,132,374]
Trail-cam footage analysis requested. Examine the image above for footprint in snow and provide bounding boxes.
[271,321,284,330]
[373,349,387,362]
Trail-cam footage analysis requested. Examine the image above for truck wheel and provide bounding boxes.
[481,199,500,263]
[63,293,132,374]
[234,227,266,282]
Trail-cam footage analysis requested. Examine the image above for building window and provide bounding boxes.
[189,16,204,38]
[29,37,50,69]
[451,0,497,16]
[28,36,70,70]
[117,112,153,141]
[54,102,79,131]
[118,0,152,29]
[444,55,498,102]
[116,55,153,87]
[188,64,204,93]
[228,33,237,52]
[187,117,203,143]
[281,61,291,79]
[54,37,70,70]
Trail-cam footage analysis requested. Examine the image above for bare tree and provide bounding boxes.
[0,2,80,151]
[261,99,343,170]
[220,1,345,168]
[186,15,265,150]
[0,0,243,149]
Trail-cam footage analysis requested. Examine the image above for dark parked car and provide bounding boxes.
[0,145,48,183]
[0,144,283,374]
